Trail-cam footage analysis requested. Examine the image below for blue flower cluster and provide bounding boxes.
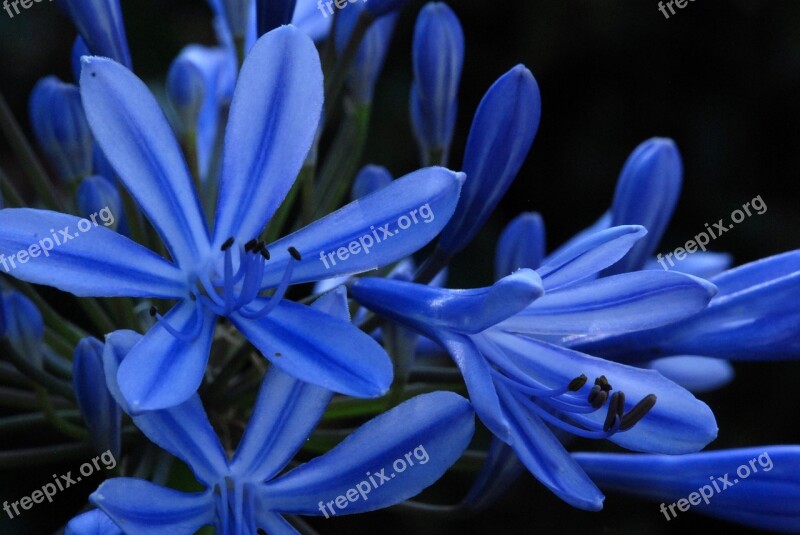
[0,0,798,533]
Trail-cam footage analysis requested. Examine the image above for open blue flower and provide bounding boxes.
[352,225,719,510]
[0,26,464,412]
[72,289,475,534]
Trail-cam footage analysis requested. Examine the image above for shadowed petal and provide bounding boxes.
[646,356,734,393]
[495,212,546,279]
[66,509,123,535]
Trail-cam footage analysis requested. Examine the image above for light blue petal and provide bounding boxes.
[710,249,800,297]
[291,0,333,41]
[645,251,733,279]
[438,65,541,255]
[573,446,800,533]
[351,165,392,200]
[213,26,323,247]
[646,356,734,393]
[232,299,392,398]
[91,479,215,535]
[102,330,229,486]
[116,301,217,411]
[495,212,546,279]
[54,0,132,67]
[352,269,543,336]
[257,392,474,514]
[477,331,719,454]
[74,336,121,457]
[80,57,211,267]
[261,167,464,286]
[0,208,187,298]
[537,225,646,291]
[495,381,605,511]
[605,138,683,274]
[66,509,123,535]
[498,271,716,336]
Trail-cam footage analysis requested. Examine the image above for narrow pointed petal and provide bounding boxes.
[495,212,546,279]
[74,337,121,457]
[0,209,187,298]
[645,251,732,279]
[351,269,543,336]
[261,167,464,287]
[461,438,525,511]
[231,290,344,480]
[478,331,719,454]
[66,509,123,535]
[54,0,132,67]
[498,271,716,336]
[102,330,228,486]
[80,56,211,266]
[573,447,800,533]
[496,381,605,511]
[116,302,216,411]
[91,479,214,535]
[537,225,646,291]
[646,356,734,393]
[605,138,683,274]
[2,290,44,365]
[232,299,392,398]
[213,26,323,246]
[438,65,541,255]
[258,392,475,514]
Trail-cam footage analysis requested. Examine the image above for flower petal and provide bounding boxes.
[116,301,217,411]
[573,446,800,533]
[257,392,475,515]
[260,167,464,287]
[213,25,323,246]
[232,299,392,398]
[537,225,646,291]
[66,509,123,535]
[0,208,187,298]
[91,479,215,535]
[80,56,210,266]
[644,251,732,279]
[496,381,605,511]
[461,438,525,511]
[74,337,121,457]
[478,331,719,454]
[646,356,734,393]
[495,212,546,279]
[498,271,716,336]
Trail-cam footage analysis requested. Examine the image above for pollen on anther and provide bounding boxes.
[568,374,588,391]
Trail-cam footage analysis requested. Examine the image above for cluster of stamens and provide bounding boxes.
[568,373,658,433]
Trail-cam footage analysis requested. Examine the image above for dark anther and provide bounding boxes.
[603,391,626,432]
[260,248,271,260]
[254,240,266,253]
[221,237,235,251]
[189,292,197,301]
[258,530,267,535]
[568,374,588,391]
[594,375,612,393]
[590,388,608,409]
[149,306,158,317]
[587,384,601,404]
[244,239,258,252]
[620,394,657,431]
[289,246,302,261]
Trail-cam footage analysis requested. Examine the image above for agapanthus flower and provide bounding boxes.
[66,289,475,534]
[54,0,132,68]
[0,26,464,412]
[352,225,719,509]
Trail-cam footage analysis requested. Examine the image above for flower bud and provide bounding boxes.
[73,337,122,457]
[351,165,393,200]
[1,290,44,367]
[54,0,132,67]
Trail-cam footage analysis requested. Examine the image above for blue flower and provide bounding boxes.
[573,446,800,532]
[0,26,464,411]
[352,225,719,509]
[351,165,393,200]
[75,289,475,534]
[54,0,132,68]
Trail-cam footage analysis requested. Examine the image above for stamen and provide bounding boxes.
[237,248,299,319]
[289,246,302,261]
[244,239,258,252]
[260,248,270,260]
[620,394,657,430]
[594,375,612,393]
[603,391,625,432]
[149,305,204,342]
[590,388,608,409]
[221,237,235,251]
[568,374,588,391]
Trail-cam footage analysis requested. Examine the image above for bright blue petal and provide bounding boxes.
[54,0,132,67]
[646,356,734,393]
[291,0,333,41]
[352,269,543,335]
[495,381,605,511]
[605,138,683,274]
[116,302,217,411]
[644,250,732,279]
[537,225,646,291]
[66,509,123,535]
[91,479,215,535]
[261,167,464,286]
[80,56,211,267]
[351,165,392,200]
[477,331,719,454]
[257,392,474,514]
[74,337,121,457]
[213,26,323,247]
[0,209,187,298]
[498,271,716,336]
[438,65,541,254]
[573,446,800,533]
[495,212,546,279]
[232,299,392,398]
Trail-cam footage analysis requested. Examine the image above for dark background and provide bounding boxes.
[1,0,800,533]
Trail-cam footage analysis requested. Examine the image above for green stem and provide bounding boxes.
[323,11,374,118]
[0,409,81,435]
[0,386,71,410]
[1,340,75,400]
[0,442,95,470]
[35,385,89,441]
[77,296,117,335]
[414,246,453,284]
[9,279,87,345]
[0,164,26,206]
